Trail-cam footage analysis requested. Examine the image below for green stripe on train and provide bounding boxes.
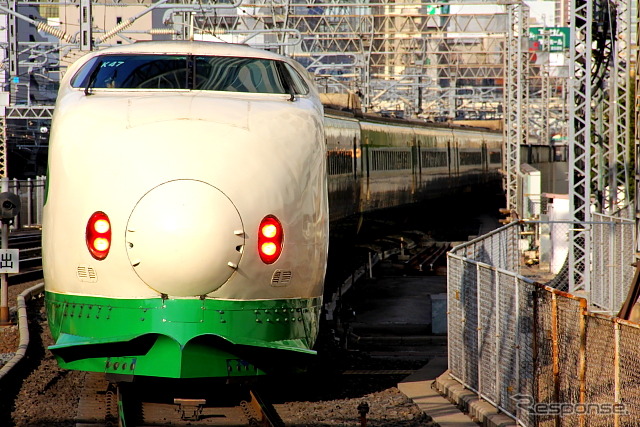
[45,292,322,378]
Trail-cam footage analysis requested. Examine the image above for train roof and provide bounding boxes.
[324,107,503,134]
[79,40,286,61]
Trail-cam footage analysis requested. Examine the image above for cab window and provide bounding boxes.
[71,54,308,95]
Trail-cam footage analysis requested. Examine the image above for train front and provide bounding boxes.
[43,41,329,379]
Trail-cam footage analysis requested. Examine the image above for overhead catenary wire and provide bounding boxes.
[97,0,170,43]
[0,3,74,43]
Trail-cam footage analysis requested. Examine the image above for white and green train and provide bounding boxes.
[43,40,502,382]
[325,111,503,221]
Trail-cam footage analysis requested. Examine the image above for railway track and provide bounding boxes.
[3,278,430,427]
[403,242,450,274]
[7,229,43,285]
[75,373,286,426]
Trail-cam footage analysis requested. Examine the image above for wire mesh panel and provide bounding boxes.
[478,265,498,403]
[614,221,634,311]
[618,321,640,422]
[533,289,556,427]
[590,221,610,310]
[452,222,520,272]
[556,296,583,426]
[590,215,634,313]
[517,279,536,425]
[448,256,466,381]
[493,272,529,418]
[504,223,520,272]
[461,261,479,389]
[584,315,616,427]
[496,270,518,413]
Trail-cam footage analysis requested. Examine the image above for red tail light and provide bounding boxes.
[86,211,111,260]
[258,215,283,264]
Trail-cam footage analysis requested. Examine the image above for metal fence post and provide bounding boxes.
[11,178,18,229]
[26,177,32,226]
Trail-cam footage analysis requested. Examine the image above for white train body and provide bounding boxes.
[44,41,328,378]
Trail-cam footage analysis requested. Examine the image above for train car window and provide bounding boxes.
[282,63,309,95]
[421,150,448,168]
[195,56,288,93]
[327,150,354,175]
[72,54,308,95]
[489,150,502,164]
[459,150,482,165]
[71,55,189,89]
[71,57,99,88]
[371,149,411,171]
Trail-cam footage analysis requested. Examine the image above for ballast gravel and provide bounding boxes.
[1,297,437,427]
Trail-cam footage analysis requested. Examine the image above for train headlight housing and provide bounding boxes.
[86,211,111,260]
[258,215,283,264]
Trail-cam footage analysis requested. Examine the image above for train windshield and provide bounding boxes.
[71,54,309,95]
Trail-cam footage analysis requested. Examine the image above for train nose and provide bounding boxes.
[126,180,244,297]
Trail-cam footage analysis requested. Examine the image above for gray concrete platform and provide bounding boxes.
[433,369,518,427]
[399,358,518,427]
[398,357,479,426]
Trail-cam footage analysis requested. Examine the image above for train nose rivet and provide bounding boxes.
[227,262,238,269]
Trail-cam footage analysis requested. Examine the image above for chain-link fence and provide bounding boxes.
[495,218,634,314]
[448,220,639,426]
[590,213,635,314]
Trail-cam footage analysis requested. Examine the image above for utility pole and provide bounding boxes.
[80,0,92,51]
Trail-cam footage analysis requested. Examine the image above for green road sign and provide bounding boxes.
[529,27,569,52]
